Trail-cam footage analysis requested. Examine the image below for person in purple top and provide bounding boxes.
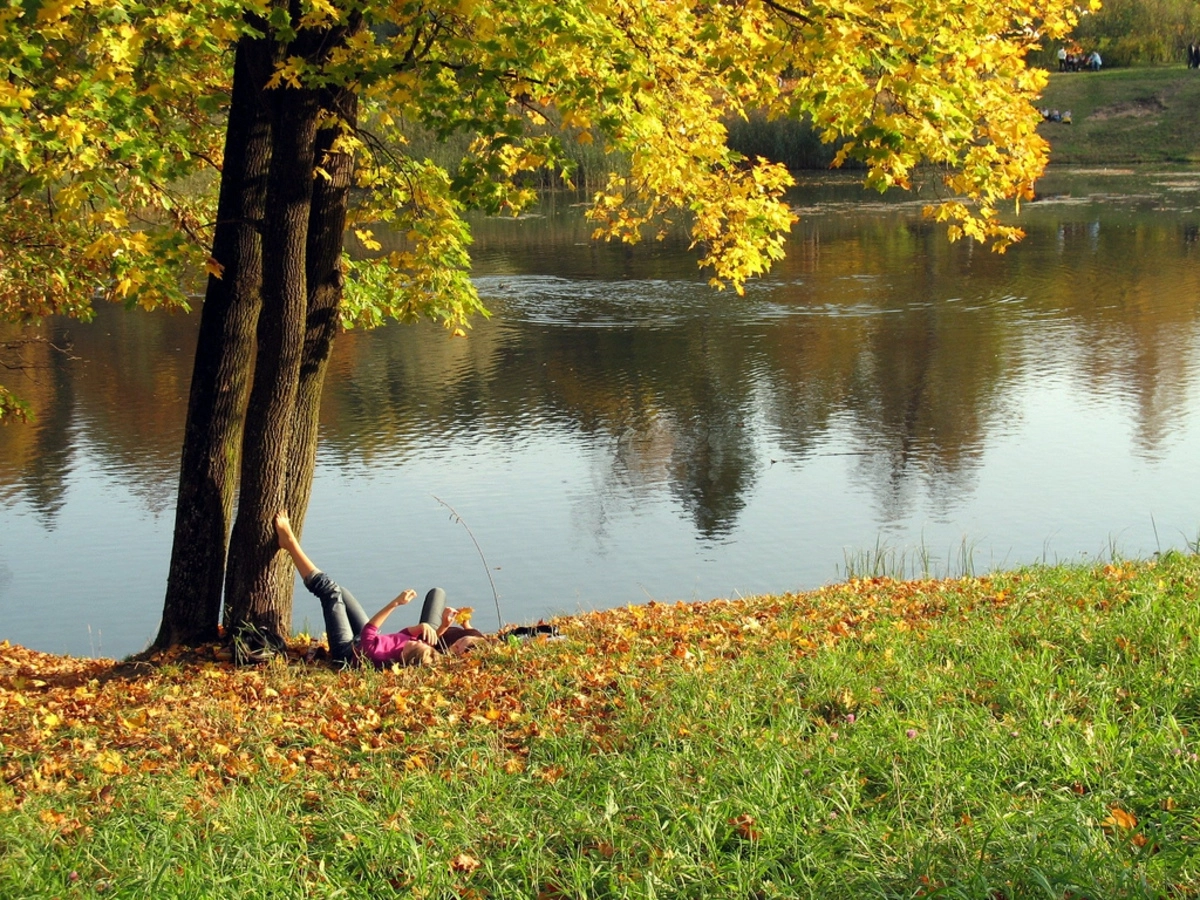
[275,511,485,667]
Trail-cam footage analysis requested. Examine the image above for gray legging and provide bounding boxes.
[303,571,444,665]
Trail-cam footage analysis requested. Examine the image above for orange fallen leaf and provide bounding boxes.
[583,840,616,858]
[1102,807,1137,831]
[729,813,760,841]
[39,808,66,825]
[450,853,481,873]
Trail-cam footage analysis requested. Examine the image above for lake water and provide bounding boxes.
[3,167,1200,658]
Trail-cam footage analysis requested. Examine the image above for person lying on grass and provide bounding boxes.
[274,511,488,667]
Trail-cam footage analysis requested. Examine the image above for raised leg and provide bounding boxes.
[419,587,445,630]
[303,571,360,665]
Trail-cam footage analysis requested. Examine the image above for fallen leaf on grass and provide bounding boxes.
[582,840,616,858]
[450,853,481,874]
[1101,806,1137,831]
[1099,805,1156,850]
[94,750,126,775]
[729,813,761,841]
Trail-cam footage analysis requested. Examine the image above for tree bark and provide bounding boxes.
[286,86,358,527]
[256,88,360,617]
[222,81,322,641]
[154,36,272,649]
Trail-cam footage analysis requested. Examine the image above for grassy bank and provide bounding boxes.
[2,555,1199,898]
[1036,66,1200,164]
[725,66,1200,171]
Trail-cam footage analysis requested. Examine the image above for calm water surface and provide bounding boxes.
[3,167,1200,657]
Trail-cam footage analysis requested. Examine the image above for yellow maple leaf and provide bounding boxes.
[94,750,124,774]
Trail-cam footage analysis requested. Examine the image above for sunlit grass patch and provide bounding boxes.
[1039,66,1200,164]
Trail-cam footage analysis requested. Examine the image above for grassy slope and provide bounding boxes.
[1038,66,1200,164]
[2,555,1199,898]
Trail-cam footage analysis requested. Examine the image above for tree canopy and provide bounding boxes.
[0,0,1081,647]
[2,0,1081,325]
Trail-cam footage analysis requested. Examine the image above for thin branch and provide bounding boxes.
[188,150,223,172]
[432,494,504,630]
[761,0,817,25]
[1,337,79,372]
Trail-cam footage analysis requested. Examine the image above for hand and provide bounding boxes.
[392,589,417,608]
[441,606,458,628]
[417,623,438,645]
[274,511,294,547]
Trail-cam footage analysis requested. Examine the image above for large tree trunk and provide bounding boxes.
[154,36,272,649]
[285,87,358,527]
[223,82,322,642]
[257,89,359,618]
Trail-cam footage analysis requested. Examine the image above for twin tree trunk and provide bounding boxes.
[155,28,358,649]
[222,83,321,637]
[155,37,272,649]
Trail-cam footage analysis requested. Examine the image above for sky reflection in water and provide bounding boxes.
[2,168,1199,657]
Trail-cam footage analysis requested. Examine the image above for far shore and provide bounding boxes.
[1037,65,1200,165]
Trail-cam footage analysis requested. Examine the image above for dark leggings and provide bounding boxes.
[303,571,444,665]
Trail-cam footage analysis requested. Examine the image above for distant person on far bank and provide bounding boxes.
[1088,50,1102,71]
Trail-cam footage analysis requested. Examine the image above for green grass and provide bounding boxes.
[1037,66,1200,164]
[2,555,1200,898]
